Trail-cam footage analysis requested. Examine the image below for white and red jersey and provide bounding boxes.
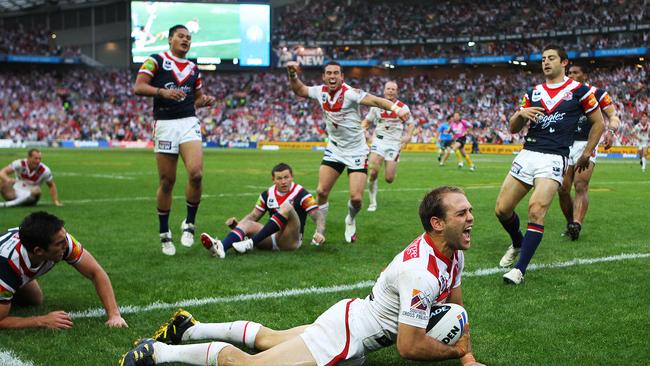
[307,83,367,150]
[635,122,649,143]
[0,229,84,302]
[449,120,472,139]
[365,100,415,143]
[9,159,53,188]
[363,232,464,340]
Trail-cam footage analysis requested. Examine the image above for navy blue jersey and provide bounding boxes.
[255,183,318,234]
[574,84,614,141]
[519,78,599,156]
[138,51,203,120]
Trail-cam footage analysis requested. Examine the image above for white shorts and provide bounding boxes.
[153,116,202,154]
[639,140,648,149]
[323,142,369,172]
[12,182,38,205]
[370,137,400,162]
[509,149,568,186]
[301,298,391,366]
[568,140,597,165]
[270,233,303,251]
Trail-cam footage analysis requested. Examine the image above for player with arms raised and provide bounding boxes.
[362,81,416,212]
[557,64,621,240]
[496,45,604,284]
[134,24,215,256]
[286,61,410,243]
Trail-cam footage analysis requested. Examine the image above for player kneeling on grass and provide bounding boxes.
[200,163,325,258]
[119,186,484,366]
[0,212,127,329]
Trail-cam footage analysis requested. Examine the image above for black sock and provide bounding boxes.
[499,212,523,248]
[186,200,200,225]
[252,213,288,247]
[158,208,170,234]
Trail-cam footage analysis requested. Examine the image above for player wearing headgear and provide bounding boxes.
[496,45,604,285]
[361,81,416,212]
[134,24,215,256]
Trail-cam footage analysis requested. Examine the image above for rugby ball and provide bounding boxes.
[425,303,468,345]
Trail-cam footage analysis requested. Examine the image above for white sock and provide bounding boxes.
[347,200,361,220]
[185,321,262,349]
[153,341,229,365]
[318,202,329,221]
[368,179,378,205]
[2,195,34,207]
[642,157,647,170]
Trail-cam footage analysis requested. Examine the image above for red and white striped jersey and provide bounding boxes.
[0,229,84,302]
[635,122,649,142]
[9,159,53,187]
[365,100,414,142]
[363,232,464,339]
[308,83,367,150]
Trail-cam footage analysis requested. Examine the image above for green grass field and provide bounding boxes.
[0,148,648,365]
[132,2,240,59]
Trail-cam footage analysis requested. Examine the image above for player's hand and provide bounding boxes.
[105,315,128,328]
[397,108,410,123]
[196,94,215,108]
[39,311,73,329]
[575,155,591,172]
[602,130,614,150]
[160,88,187,102]
[225,217,239,229]
[519,107,546,121]
[311,232,325,246]
[453,324,472,358]
[286,61,300,78]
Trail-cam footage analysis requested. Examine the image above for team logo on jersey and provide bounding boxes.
[511,162,523,175]
[563,91,573,101]
[162,59,174,71]
[410,289,430,311]
[531,90,542,102]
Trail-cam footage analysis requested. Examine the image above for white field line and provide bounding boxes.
[0,350,35,366]
[57,172,136,180]
[48,179,650,205]
[69,252,650,319]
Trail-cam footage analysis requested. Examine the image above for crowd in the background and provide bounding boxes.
[323,33,650,60]
[0,26,81,57]
[1,63,648,147]
[273,0,650,42]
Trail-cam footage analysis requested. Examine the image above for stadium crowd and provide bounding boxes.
[1,63,648,146]
[273,0,650,43]
[0,26,81,57]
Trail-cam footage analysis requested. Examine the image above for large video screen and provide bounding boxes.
[131,2,270,66]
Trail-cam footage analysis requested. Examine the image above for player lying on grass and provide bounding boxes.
[119,186,483,366]
[200,163,325,258]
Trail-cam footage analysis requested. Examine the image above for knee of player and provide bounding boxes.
[527,202,548,222]
[188,170,203,184]
[574,180,589,193]
[316,186,330,199]
[349,196,363,207]
[159,176,176,190]
[384,176,395,184]
[217,346,251,366]
[30,187,42,196]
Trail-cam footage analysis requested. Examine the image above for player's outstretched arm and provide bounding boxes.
[286,61,309,97]
[360,94,410,122]
[576,108,605,172]
[308,209,326,245]
[0,165,14,185]
[73,250,128,328]
[396,322,469,361]
[46,180,62,206]
[0,302,73,329]
[508,107,545,134]
[401,123,416,149]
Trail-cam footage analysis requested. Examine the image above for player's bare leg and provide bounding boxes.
[0,177,16,201]
[640,147,647,172]
[459,147,475,170]
[440,146,453,166]
[179,141,203,247]
[367,153,383,212]
[506,178,559,284]
[240,202,302,252]
[495,175,531,269]
[558,165,575,236]
[156,153,179,255]
[384,160,398,183]
[345,171,366,243]
[571,162,595,239]
[316,164,341,229]
[218,335,317,366]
